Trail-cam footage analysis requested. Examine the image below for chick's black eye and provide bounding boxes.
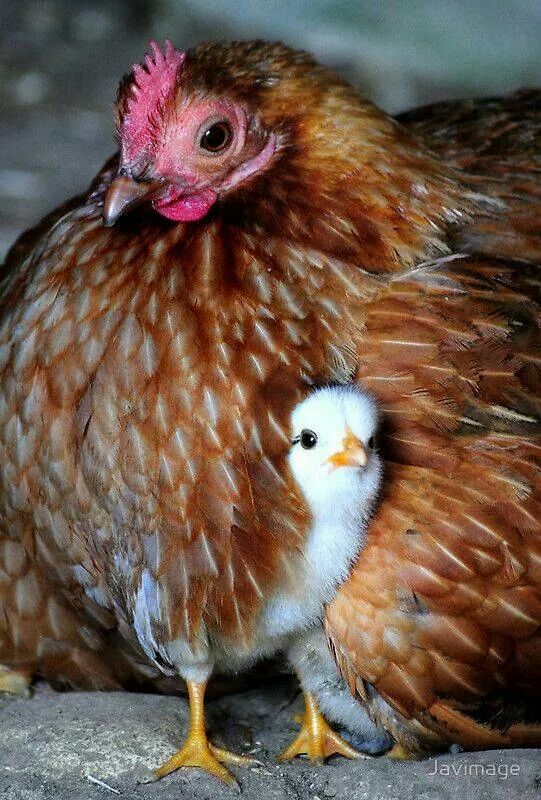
[300,429,318,449]
[200,121,232,153]
[368,436,375,449]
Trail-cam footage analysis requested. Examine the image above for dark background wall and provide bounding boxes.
[1,0,540,259]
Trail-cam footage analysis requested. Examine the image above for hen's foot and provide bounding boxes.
[155,731,253,785]
[154,680,254,786]
[0,666,31,697]
[279,692,367,763]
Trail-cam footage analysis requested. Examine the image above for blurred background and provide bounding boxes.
[1,0,540,260]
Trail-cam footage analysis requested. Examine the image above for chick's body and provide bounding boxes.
[0,40,539,763]
[281,385,389,758]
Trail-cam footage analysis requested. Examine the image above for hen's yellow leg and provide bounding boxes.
[279,691,365,762]
[155,680,254,786]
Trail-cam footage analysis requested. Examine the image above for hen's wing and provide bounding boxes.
[398,91,541,265]
[397,90,541,172]
[326,252,541,752]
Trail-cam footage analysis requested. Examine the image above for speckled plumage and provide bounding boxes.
[0,42,539,753]
[324,90,541,753]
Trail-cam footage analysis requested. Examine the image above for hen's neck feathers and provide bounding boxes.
[112,41,490,279]
[99,84,492,393]
[243,91,481,274]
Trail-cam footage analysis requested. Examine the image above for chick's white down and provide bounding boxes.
[261,384,382,640]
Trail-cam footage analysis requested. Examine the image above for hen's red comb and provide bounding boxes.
[122,40,186,161]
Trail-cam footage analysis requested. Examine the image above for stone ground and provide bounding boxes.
[0,686,539,800]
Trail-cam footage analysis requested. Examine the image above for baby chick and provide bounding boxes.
[259,385,381,639]
[274,384,390,760]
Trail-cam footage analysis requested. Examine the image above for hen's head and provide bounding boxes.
[105,39,333,225]
[103,39,468,268]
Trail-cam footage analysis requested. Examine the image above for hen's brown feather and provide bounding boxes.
[399,90,541,265]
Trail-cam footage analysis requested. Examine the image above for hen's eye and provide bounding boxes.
[300,429,318,449]
[200,122,232,153]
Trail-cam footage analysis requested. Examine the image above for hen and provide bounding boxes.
[0,39,539,779]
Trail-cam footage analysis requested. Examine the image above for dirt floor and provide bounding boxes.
[0,686,539,800]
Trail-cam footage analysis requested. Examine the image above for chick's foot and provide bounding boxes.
[279,692,369,763]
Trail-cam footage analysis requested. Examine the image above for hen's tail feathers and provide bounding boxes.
[421,701,541,751]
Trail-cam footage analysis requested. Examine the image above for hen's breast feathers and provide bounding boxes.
[0,177,383,670]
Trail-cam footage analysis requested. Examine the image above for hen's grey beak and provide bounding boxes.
[102,176,164,226]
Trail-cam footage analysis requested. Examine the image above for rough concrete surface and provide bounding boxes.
[0,686,539,800]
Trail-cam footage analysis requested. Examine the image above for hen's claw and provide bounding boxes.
[154,680,254,786]
[279,692,368,763]
[155,733,253,785]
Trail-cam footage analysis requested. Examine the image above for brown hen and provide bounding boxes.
[0,40,539,779]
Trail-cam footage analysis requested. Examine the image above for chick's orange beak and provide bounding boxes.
[326,427,368,469]
[103,175,165,226]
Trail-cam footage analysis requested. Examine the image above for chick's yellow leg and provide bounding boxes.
[279,692,365,762]
[154,680,254,786]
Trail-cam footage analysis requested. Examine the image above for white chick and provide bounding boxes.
[275,384,392,760]
[259,385,381,644]
[287,384,382,602]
